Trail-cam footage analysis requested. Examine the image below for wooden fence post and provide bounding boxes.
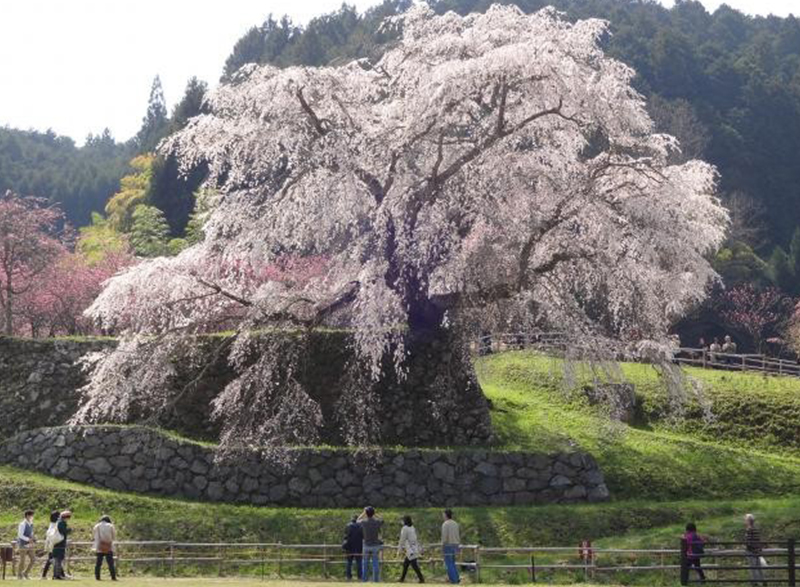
[475,546,481,584]
[260,545,265,581]
[278,542,283,578]
[680,538,689,586]
[170,542,175,577]
[789,538,796,587]
[530,552,536,583]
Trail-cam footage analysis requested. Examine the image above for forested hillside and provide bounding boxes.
[224,0,800,254]
[0,128,131,227]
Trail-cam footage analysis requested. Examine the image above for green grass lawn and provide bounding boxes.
[477,351,800,500]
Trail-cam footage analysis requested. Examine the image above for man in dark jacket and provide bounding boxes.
[343,514,364,580]
[52,510,71,580]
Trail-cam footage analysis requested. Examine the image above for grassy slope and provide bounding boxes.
[477,351,800,500]
[0,465,798,550]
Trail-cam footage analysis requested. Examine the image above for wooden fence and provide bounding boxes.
[474,332,800,378]
[680,539,796,586]
[3,539,795,585]
[2,541,682,582]
[4,540,796,584]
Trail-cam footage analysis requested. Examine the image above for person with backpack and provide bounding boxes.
[16,509,36,580]
[343,514,363,581]
[42,510,61,579]
[52,510,72,580]
[683,522,706,582]
[93,515,117,581]
[398,515,425,583]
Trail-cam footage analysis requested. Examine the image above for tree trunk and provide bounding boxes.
[375,322,495,446]
[3,284,12,336]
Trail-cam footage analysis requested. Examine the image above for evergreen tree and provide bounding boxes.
[169,77,208,134]
[135,76,169,153]
[129,205,170,257]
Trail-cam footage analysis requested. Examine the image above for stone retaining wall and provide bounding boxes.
[0,426,610,506]
[0,333,492,447]
[0,337,110,438]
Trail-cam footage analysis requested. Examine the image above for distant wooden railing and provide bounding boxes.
[673,348,800,377]
[474,332,800,378]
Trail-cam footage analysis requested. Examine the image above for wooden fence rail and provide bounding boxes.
[1,540,794,584]
[474,332,800,378]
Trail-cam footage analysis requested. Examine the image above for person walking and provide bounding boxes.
[744,514,767,587]
[16,510,36,580]
[93,515,118,581]
[343,514,364,581]
[398,515,425,583]
[357,506,383,582]
[683,522,706,582]
[41,510,61,579]
[52,510,72,580]
[441,509,460,584]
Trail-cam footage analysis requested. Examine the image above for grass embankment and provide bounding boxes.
[0,465,797,549]
[478,351,800,500]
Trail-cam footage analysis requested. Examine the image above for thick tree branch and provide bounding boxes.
[296,88,328,135]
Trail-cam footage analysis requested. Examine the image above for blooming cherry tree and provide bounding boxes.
[77,5,728,451]
[0,190,65,335]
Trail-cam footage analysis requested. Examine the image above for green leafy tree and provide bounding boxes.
[77,212,131,265]
[105,155,155,232]
[713,241,771,287]
[129,205,170,257]
[184,187,217,245]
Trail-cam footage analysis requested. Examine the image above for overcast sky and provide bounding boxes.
[0,0,795,145]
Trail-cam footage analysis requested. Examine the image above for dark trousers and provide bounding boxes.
[52,549,66,579]
[689,558,706,581]
[95,552,117,580]
[400,557,425,583]
[42,553,53,578]
[346,553,362,580]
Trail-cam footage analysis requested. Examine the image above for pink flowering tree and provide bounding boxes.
[76,5,728,451]
[716,284,790,353]
[0,190,66,335]
[15,250,134,337]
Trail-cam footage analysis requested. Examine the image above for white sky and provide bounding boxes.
[0,0,795,145]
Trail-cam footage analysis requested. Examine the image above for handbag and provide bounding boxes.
[44,526,64,553]
[759,556,768,567]
[98,540,113,554]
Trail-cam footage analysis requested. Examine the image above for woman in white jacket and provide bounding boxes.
[398,516,425,583]
[41,510,60,579]
[93,515,117,581]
